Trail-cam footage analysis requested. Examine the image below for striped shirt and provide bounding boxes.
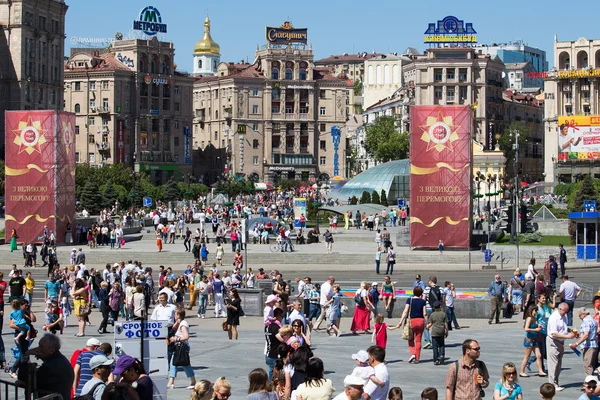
[76,350,104,396]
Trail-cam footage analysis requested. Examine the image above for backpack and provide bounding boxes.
[73,381,105,400]
[428,285,442,308]
[354,291,365,307]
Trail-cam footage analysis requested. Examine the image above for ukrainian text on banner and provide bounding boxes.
[409,105,472,248]
[5,111,75,243]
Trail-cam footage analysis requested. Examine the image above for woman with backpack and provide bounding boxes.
[350,281,373,335]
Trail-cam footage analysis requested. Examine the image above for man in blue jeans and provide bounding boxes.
[558,275,582,327]
[264,308,285,380]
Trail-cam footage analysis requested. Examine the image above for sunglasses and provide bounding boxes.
[505,371,516,376]
[470,347,481,351]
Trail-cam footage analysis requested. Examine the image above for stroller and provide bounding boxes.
[5,341,33,373]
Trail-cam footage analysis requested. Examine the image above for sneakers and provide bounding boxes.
[8,372,17,379]
[423,342,432,349]
[201,315,205,319]
[434,360,440,365]
[408,355,416,363]
[554,386,565,392]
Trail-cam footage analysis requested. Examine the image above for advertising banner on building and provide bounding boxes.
[5,111,76,244]
[183,126,192,164]
[557,115,600,161]
[293,198,307,228]
[409,105,472,249]
[117,120,125,163]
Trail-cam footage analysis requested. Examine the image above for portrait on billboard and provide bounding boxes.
[557,116,600,161]
[409,105,472,249]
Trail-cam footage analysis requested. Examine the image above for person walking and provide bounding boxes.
[314,276,334,331]
[427,301,448,365]
[488,274,505,325]
[445,339,490,400]
[558,275,582,327]
[519,305,546,377]
[375,245,382,275]
[392,286,427,363]
[385,246,396,275]
[546,302,575,391]
[225,288,242,340]
[558,244,567,277]
[570,307,598,377]
[213,274,227,318]
[350,282,372,335]
[324,229,334,254]
[510,268,525,314]
[167,309,196,389]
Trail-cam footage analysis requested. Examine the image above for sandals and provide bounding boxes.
[519,373,529,378]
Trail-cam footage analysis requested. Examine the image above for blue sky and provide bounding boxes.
[66,0,600,73]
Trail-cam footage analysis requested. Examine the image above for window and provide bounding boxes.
[299,69,307,80]
[50,90,56,105]
[175,102,180,112]
[434,87,442,99]
[285,68,293,80]
[320,140,326,150]
[320,123,326,131]
[271,68,279,80]
[174,137,180,147]
[253,156,259,165]
[174,121,179,129]
[198,59,203,69]
[252,105,259,114]
[75,152,80,163]
[89,152,95,163]
[102,81,109,90]
[125,82,130,91]
[90,99,96,109]
[88,134,95,144]
[89,117,95,126]
[74,103,81,113]
[214,131,218,141]
[253,139,259,149]
[75,125,80,135]
[125,100,129,109]
[434,69,442,82]
[320,156,326,165]
[319,107,326,116]
[447,88,455,102]
[89,81,96,90]
[215,110,219,119]
[174,86,180,95]
[252,123,258,130]
[319,90,326,99]
[447,69,455,80]
[103,98,109,109]
[75,82,81,91]
[252,88,259,96]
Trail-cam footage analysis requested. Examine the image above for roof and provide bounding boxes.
[504,62,531,70]
[315,53,384,64]
[64,53,133,72]
[502,90,544,107]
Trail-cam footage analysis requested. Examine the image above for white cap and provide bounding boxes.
[343,375,365,387]
[585,375,598,383]
[86,338,101,347]
[351,350,369,363]
[89,354,114,370]
[372,282,378,287]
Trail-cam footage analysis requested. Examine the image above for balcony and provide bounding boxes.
[194,109,205,122]
[97,106,110,114]
[583,96,591,104]
[139,151,177,163]
[581,85,590,91]
[224,107,232,120]
[565,97,573,105]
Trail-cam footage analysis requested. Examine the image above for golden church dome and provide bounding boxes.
[194,16,220,55]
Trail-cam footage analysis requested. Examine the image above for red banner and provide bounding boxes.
[5,111,76,244]
[117,120,125,163]
[409,105,472,249]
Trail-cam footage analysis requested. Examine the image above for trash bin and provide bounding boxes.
[484,249,492,262]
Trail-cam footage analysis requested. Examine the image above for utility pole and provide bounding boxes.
[513,130,520,269]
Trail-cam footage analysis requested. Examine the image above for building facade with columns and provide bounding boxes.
[192,23,348,185]
[544,36,600,184]
[64,37,194,183]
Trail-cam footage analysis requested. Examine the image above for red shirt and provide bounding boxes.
[0,281,6,304]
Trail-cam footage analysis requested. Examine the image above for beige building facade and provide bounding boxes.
[363,54,408,109]
[0,0,68,155]
[64,37,194,183]
[193,31,348,184]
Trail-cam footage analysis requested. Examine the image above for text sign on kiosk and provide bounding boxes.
[114,321,168,340]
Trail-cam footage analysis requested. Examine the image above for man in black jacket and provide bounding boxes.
[559,244,567,277]
[27,333,74,400]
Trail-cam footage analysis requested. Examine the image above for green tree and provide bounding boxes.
[360,191,371,204]
[80,181,102,214]
[0,160,5,195]
[364,116,409,162]
[568,175,599,243]
[163,178,181,203]
[350,196,358,205]
[371,190,380,205]
[498,121,535,175]
[101,181,118,209]
[380,189,388,206]
[353,80,363,96]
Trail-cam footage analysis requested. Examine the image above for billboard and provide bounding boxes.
[293,198,307,228]
[5,111,76,244]
[266,21,307,45]
[424,16,477,44]
[557,115,600,161]
[409,106,472,249]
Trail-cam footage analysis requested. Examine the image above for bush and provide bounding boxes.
[371,191,380,205]
[380,190,388,206]
[360,191,371,204]
[554,183,572,196]
[521,231,543,243]
[350,196,358,205]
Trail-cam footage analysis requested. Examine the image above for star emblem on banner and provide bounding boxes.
[62,120,74,154]
[12,116,48,155]
[419,112,460,153]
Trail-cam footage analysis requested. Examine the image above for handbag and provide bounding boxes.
[222,319,228,331]
[79,303,92,316]
[402,298,413,340]
[172,342,190,367]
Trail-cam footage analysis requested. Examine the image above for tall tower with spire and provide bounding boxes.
[193,14,221,76]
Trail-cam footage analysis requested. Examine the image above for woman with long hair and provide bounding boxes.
[350,281,373,335]
[391,285,427,363]
[108,282,124,325]
[10,229,18,252]
[168,309,196,389]
[519,305,546,377]
[494,362,523,400]
[211,378,232,400]
[225,288,242,340]
[247,368,276,400]
[381,276,396,318]
[295,358,335,400]
[190,380,214,400]
[72,278,89,337]
[284,346,310,400]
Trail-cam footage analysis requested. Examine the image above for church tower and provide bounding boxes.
[193,15,220,76]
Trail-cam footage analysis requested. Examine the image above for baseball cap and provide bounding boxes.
[372,282,378,287]
[72,248,77,252]
[351,350,369,363]
[113,355,136,376]
[585,375,598,384]
[265,294,280,304]
[344,375,365,387]
[89,354,114,370]
[86,338,102,347]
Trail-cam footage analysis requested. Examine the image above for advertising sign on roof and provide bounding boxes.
[133,6,167,36]
[266,21,307,45]
[423,16,477,44]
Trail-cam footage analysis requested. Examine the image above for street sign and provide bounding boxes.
[397,199,406,208]
[143,197,153,207]
[114,321,168,340]
[584,200,597,212]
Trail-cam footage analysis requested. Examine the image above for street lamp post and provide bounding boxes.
[313,180,323,233]
[512,130,521,268]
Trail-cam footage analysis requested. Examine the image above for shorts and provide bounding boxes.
[523,338,536,348]
[382,293,393,298]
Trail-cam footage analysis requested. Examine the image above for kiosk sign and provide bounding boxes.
[114,321,168,340]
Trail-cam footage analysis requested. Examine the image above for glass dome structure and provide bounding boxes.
[329,159,410,204]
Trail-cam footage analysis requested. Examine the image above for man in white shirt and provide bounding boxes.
[558,275,582,327]
[222,271,232,289]
[289,300,307,331]
[546,303,575,391]
[558,123,581,152]
[198,210,206,233]
[332,376,364,400]
[151,293,176,327]
[152,213,160,230]
[314,276,334,331]
[363,346,389,400]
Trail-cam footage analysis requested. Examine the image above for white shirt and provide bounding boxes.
[351,365,375,386]
[332,393,351,400]
[175,320,190,339]
[558,130,579,152]
[547,310,568,341]
[364,363,389,400]
[158,287,175,304]
[289,309,306,328]
[153,214,160,224]
[526,263,536,280]
[559,280,581,301]
[151,303,176,326]
[320,281,333,306]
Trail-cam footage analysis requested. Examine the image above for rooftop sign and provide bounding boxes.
[133,6,167,36]
[266,21,307,45]
[424,16,477,44]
